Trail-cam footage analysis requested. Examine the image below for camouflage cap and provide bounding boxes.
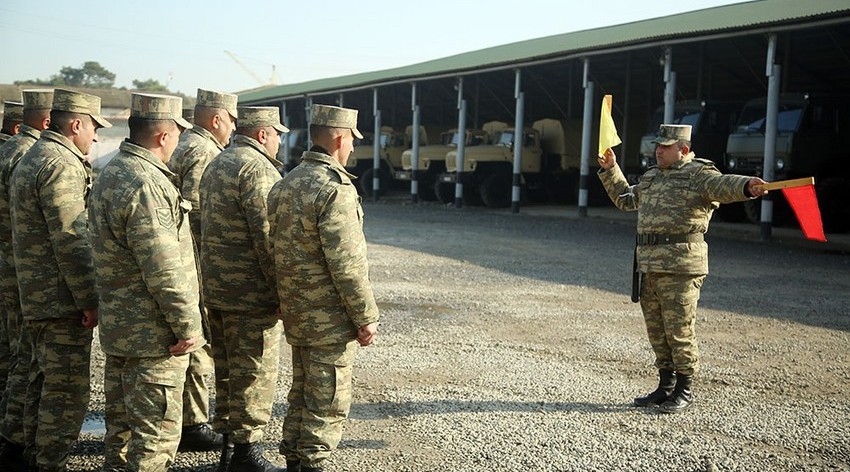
[51,88,112,128]
[237,106,288,133]
[22,89,54,111]
[2,102,23,122]
[196,88,238,119]
[651,124,692,145]
[311,104,363,139]
[131,93,193,129]
[182,107,195,124]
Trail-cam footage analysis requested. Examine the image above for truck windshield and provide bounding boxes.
[442,132,461,145]
[736,102,804,133]
[497,131,514,146]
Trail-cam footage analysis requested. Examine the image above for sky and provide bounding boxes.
[1,0,747,96]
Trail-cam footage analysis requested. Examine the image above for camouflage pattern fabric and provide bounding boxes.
[25,318,92,471]
[102,353,189,472]
[269,149,379,466]
[280,341,356,466]
[0,133,10,144]
[9,129,99,321]
[165,124,222,427]
[598,153,752,274]
[0,125,41,445]
[1,319,32,446]
[267,150,379,347]
[88,140,205,358]
[640,273,705,375]
[167,125,225,241]
[598,153,753,376]
[208,308,281,443]
[199,134,281,312]
[199,134,282,441]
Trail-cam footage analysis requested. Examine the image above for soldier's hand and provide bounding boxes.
[597,148,616,170]
[357,322,378,347]
[169,337,198,356]
[81,308,98,329]
[748,177,768,197]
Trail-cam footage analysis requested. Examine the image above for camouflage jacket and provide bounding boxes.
[0,125,40,307]
[599,153,753,274]
[0,133,10,144]
[89,140,205,357]
[168,126,224,240]
[199,134,281,312]
[268,149,379,347]
[10,129,98,320]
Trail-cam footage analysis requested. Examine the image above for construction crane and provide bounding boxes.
[224,50,278,86]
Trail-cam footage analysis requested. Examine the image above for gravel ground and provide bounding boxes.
[68,196,850,472]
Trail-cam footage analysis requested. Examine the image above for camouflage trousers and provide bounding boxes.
[0,304,8,406]
[25,318,93,472]
[0,297,25,445]
[280,341,357,468]
[639,272,705,375]
[182,343,213,426]
[103,353,189,472]
[209,307,281,443]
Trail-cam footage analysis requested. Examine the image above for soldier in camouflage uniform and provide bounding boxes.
[269,104,380,472]
[88,93,205,472]
[8,88,109,471]
[597,124,767,414]
[0,89,52,470]
[199,106,287,472]
[168,88,238,454]
[0,101,23,144]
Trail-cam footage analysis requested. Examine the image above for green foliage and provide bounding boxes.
[132,78,169,92]
[14,61,116,88]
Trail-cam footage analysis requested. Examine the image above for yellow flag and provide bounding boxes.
[598,94,621,157]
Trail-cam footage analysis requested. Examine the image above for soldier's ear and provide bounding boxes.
[42,117,51,130]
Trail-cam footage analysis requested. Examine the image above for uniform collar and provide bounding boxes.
[232,134,282,167]
[17,124,42,140]
[41,129,86,161]
[670,152,695,170]
[118,139,176,178]
[188,125,225,151]
[301,149,357,179]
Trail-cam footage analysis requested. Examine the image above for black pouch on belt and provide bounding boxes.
[631,244,641,303]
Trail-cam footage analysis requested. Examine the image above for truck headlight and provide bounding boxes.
[727,157,736,170]
[775,158,785,171]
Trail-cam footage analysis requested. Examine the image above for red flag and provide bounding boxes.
[781,184,826,242]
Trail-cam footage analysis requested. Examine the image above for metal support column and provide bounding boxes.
[761,34,780,240]
[305,96,313,150]
[579,59,593,217]
[663,47,675,123]
[281,101,290,171]
[372,88,381,202]
[410,83,420,203]
[511,69,524,213]
[454,77,466,208]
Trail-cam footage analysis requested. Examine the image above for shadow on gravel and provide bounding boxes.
[349,400,631,420]
[364,202,850,332]
[340,438,389,450]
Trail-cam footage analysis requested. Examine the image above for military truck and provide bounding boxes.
[724,93,850,232]
[439,119,582,208]
[345,126,424,197]
[637,100,744,220]
[394,123,502,201]
[276,128,308,172]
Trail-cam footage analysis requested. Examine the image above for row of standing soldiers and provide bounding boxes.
[0,87,379,472]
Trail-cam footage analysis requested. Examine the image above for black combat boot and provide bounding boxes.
[660,373,694,414]
[0,440,29,470]
[286,460,301,472]
[179,423,224,451]
[227,442,286,472]
[217,433,235,472]
[634,369,676,407]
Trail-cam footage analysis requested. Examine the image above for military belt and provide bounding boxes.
[636,233,704,245]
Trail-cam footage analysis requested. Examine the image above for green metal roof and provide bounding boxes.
[239,0,850,104]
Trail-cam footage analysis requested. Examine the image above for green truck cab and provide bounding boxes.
[724,93,850,232]
[345,126,421,197]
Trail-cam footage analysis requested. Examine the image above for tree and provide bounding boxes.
[15,61,115,88]
[132,79,169,93]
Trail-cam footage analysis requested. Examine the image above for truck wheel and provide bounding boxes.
[434,181,454,204]
[359,168,388,198]
[744,197,793,226]
[479,173,512,208]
